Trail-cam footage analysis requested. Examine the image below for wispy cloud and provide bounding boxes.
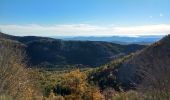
[0,24,170,36]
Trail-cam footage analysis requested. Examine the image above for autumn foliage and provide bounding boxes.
[0,40,40,100]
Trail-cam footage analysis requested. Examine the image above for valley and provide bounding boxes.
[0,32,170,99]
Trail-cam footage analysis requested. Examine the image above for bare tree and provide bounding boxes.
[0,39,37,100]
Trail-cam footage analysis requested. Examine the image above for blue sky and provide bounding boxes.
[0,0,170,36]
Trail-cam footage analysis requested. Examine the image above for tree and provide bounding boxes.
[61,69,87,99]
[0,40,38,99]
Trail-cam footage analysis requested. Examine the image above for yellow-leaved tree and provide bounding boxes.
[59,69,104,100]
[0,40,40,100]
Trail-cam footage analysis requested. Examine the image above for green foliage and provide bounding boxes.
[88,54,133,91]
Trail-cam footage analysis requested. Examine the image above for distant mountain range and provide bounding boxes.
[53,35,164,45]
[0,32,146,68]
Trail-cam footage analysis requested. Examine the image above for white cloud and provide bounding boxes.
[111,24,170,36]
[0,24,170,36]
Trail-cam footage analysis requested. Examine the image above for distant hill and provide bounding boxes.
[55,35,163,45]
[0,32,146,68]
[0,32,56,44]
[89,34,170,90]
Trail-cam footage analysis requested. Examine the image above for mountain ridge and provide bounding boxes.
[55,35,163,45]
[117,34,170,88]
[0,32,146,68]
[89,34,170,90]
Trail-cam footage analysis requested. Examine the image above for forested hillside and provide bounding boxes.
[117,34,170,88]
[0,32,146,68]
[89,34,170,99]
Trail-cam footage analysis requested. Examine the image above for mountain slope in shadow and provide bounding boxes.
[0,32,146,68]
[117,34,170,88]
[89,34,170,90]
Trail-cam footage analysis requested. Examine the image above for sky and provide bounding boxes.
[0,0,170,36]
